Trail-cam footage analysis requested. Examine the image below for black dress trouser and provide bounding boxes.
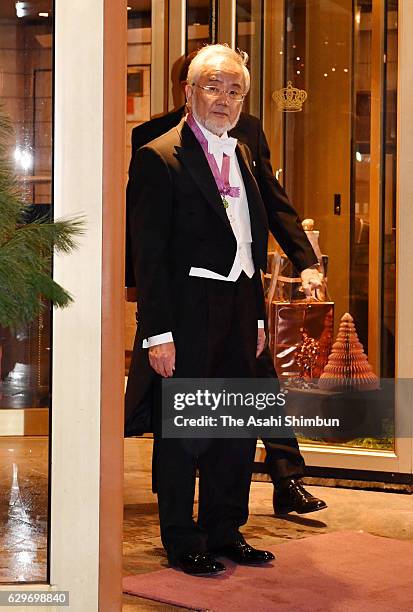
[257,347,305,482]
[152,272,259,561]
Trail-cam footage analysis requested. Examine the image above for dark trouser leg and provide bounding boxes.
[151,277,210,560]
[196,273,259,548]
[256,345,306,484]
[153,435,207,560]
[262,437,305,484]
[260,406,324,515]
[256,350,327,514]
[155,273,259,558]
[197,437,257,550]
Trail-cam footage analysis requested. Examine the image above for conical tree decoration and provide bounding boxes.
[318,313,379,391]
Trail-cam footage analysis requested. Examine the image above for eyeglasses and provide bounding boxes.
[193,84,246,102]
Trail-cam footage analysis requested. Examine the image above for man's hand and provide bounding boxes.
[256,328,266,357]
[300,267,323,297]
[148,341,176,377]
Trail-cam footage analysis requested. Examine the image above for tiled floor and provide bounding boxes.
[0,435,412,611]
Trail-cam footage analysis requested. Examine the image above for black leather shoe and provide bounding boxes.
[274,479,327,515]
[215,541,275,565]
[171,552,226,576]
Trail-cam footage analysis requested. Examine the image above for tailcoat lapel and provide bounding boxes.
[174,120,232,231]
[174,118,268,268]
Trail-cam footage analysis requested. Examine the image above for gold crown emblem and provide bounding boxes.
[272,81,307,112]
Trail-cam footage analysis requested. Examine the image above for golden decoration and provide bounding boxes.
[272,81,307,112]
[296,331,320,379]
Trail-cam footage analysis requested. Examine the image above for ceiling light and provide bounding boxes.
[39,12,49,17]
[15,2,25,18]
[127,6,132,9]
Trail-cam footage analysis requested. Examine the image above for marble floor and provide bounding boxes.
[0,437,48,583]
[1,436,412,611]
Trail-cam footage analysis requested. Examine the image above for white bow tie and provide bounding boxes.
[207,134,238,158]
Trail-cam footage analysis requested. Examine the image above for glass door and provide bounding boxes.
[125,1,153,375]
[164,0,411,475]
[186,0,217,54]
[262,0,408,473]
[0,0,53,581]
[236,0,263,117]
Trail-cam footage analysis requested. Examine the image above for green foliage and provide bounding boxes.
[0,111,85,329]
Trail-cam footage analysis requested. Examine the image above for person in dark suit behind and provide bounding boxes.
[127,44,280,576]
[125,51,327,517]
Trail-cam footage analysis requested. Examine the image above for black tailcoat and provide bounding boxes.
[125,110,316,461]
[126,107,316,288]
[126,118,269,433]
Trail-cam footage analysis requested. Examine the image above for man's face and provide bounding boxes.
[186,58,246,136]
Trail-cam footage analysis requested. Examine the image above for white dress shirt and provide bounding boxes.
[143,118,263,349]
[188,119,255,281]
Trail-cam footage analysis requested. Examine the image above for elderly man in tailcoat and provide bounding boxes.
[126,50,327,523]
[127,44,284,575]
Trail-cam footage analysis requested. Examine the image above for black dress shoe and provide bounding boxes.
[274,479,327,515]
[215,541,275,566]
[171,552,226,576]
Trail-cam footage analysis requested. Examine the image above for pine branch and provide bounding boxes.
[5,215,85,255]
[0,108,86,329]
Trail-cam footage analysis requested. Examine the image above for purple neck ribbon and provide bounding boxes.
[186,113,240,203]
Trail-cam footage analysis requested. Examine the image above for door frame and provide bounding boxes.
[50,1,126,609]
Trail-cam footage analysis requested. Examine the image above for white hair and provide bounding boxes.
[187,44,250,93]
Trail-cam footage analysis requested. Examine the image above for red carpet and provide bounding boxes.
[123,532,413,611]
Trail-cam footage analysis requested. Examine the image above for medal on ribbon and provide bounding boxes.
[186,114,240,209]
